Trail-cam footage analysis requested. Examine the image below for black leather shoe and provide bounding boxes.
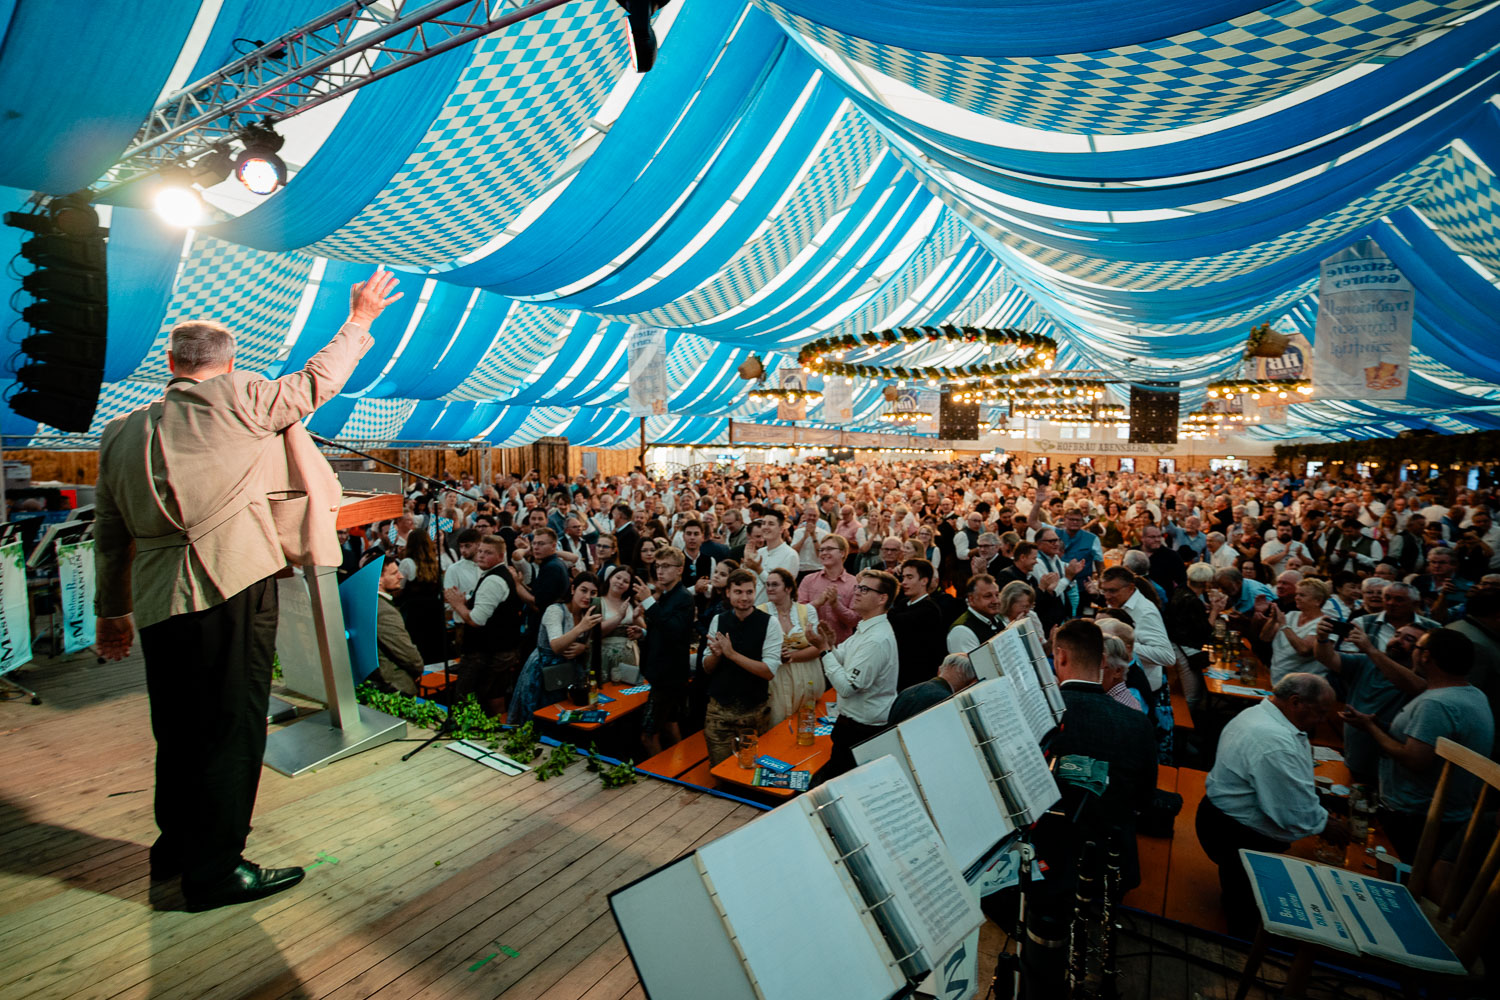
[183,861,305,912]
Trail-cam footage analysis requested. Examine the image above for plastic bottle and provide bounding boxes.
[797,681,817,746]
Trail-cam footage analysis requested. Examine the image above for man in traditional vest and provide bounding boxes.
[444,534,525,713]
[947,574,1005,654]
[701,568,784,765]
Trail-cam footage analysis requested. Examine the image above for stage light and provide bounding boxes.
[616,0,672,72]
[153,168,206,227]
[234,123,287,195]
[47,192,100,236]
[189,146,234,188]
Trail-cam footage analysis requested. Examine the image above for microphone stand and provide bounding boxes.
[305,435,469,763]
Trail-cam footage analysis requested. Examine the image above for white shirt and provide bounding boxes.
[1122,588,1174,691]
[1205,698,1327,842]
[752,541,800,603]
[469,570,511,626]
[820,613,900,726]
[791,520,830,572]
[706,612,785,680]
[947,606,1001,655]
[444,557,480,596]
[1209,543,1238,570]
[1260,538,1312,566]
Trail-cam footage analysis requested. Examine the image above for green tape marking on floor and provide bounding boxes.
[469,953,498,972]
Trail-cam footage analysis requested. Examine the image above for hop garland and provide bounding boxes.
[799,325,1056,381]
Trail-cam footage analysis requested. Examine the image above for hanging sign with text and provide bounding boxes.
[1313,247,1412,401]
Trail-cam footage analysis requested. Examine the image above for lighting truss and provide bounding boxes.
[96,0,577,195]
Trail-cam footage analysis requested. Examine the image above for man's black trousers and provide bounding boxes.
[140,576,278,888]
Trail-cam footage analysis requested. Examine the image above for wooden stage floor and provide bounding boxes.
[1,648,1398,1000]
[0,648,760,1000]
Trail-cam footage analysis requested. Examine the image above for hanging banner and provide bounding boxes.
[777,368,808,421]
[0,538,32,676]
[57,537,96,655]
[1313,246,1412,401]
[627,326,669,417]
[890,388,940,429]
[821,377,853,424]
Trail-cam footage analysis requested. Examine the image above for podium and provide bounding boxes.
[263,491,408,777]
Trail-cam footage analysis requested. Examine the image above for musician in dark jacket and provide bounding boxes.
[634,545,696,756]
[1045,619,1158,890]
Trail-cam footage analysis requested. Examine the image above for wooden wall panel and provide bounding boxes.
[3,450,100,485]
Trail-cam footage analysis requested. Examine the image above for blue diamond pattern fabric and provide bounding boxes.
[126,234,315,382]
[757,0,1487,134]
[1417,148,1500,273]
[308,0,628,266]
[441,302,576,402]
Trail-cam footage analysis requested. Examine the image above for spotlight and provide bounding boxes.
[616,0,672,72]
[47,192,101,236]
[152,167,206,228]
[189,145,234,188]
[234,123,287,195]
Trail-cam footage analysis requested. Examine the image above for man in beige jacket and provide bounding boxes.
[94,269,401,912]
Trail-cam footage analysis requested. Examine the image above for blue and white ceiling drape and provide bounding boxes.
[3,0,1500,447]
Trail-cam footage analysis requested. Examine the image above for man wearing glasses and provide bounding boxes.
[1032,530,1081,628]
[798,534,860,643]
[808,570,901,784]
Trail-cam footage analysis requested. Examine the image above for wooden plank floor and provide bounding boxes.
[0,649,759,1000]
[3,650,1402,1000]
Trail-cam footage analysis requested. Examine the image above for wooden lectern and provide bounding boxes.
[263,490,408,777]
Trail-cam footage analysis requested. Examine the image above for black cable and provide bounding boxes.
[308,432,454,494]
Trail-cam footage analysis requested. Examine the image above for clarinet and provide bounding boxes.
[1099,834,1122,1000]
[1067,840,1100,997]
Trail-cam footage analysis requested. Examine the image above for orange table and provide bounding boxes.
[708,695,834,798]
[533,681,651,731]
[1203,655,1272,700]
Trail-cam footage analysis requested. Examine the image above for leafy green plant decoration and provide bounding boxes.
[355,683,446,729]
[271,652,283,684]
[501,721,542,762]
[535,741,577,781]
[446,695,503,740]
[586,742,638,788]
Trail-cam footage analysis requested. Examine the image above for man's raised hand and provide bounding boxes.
[350,268,403,324]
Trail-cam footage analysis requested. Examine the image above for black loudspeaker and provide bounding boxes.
[1129,383,1179,444]
[939,391,980,441]
[5,198,107,432]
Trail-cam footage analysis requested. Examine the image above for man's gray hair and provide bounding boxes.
[169,320,236,372]
[1186,562,1215,586]
[1273,672,1332,701]
[1361,577,1389,593]
[978,531,1001,546]
[1384,581,1419,601]
[1102,635,1130,670]
[1206,531,1226,543]
[1122,549,1150,574]
[940,652,976,684]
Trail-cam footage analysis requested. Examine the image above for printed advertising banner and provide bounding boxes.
[777,368,808,422]
[627,327,669,417]
[0,539,32,675]
[1313,245,1412,401]
[57,537,96,655]
[821,377,853,424]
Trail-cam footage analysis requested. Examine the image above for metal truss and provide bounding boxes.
[96,0,579,195]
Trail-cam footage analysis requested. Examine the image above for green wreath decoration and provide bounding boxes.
[747,387,822,404]
[799,325,1056,380]
[1207,379,1311,399]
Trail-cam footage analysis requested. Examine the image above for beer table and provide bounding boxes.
[1287,756,1399,874]
[708,693,835,798]
[533,681,652,731]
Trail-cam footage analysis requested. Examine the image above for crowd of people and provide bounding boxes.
[348,454,1498,938]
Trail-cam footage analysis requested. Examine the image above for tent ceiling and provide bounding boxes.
[3,0,1500,448]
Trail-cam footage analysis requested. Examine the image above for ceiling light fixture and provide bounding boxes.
[234,123,287,195]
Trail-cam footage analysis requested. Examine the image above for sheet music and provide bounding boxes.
[1020,615,1066,723]
[897,701,1013,867]
[995,627,1054,740]
[963,680,1060,826]
[1316,868,1466,974]
[696,800,903,1000]
[820,757,983,976]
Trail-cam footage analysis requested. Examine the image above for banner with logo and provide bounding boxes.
[890,387,940,429]
[627,326,669,417]
[821,376,853,423]
[57,537,96,655]
[0,539,32,676]
[777,368,808,421]
[1313,245,1413,401]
